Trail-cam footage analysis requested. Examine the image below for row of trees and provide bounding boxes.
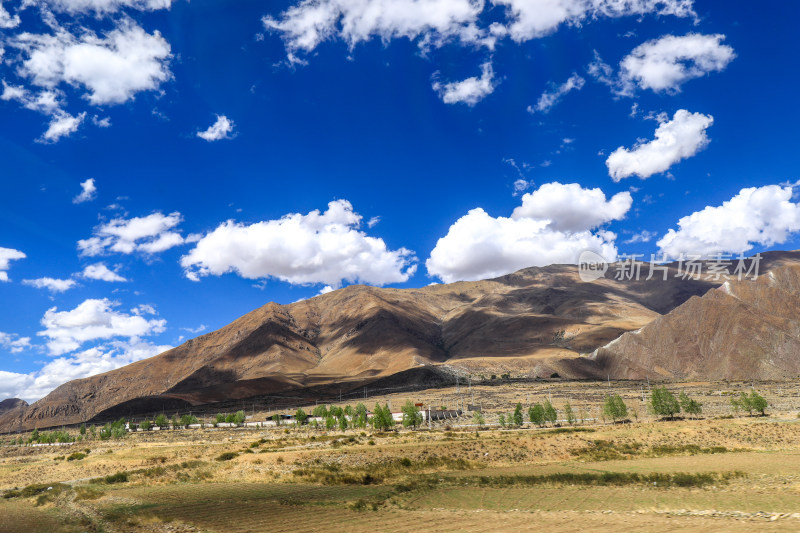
[499,388,768,428]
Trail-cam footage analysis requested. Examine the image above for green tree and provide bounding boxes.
[371,403,393,431]
[543,399,558,426]
[154,414,167,428]
[650,387,681,419]
[513,403,524,426]
[529,404,545,427]
[79,423,86,436]
[295,408,308,426]
[312,405,328,418]
[498,414,506,428]
[180,414,199,427]
[325,415,336,430]
[603,394,628,423]
[401,400,423,429]
[272,413,281,426]
[329,406,343,418]
[749,390,768,415]
[344,405,355,417]
[215,413,226,424]
[564,402,576,426]
[472,411,485,427]
[338,413,348,430]
[140,420,152,431]
[233,410,247,425]
[679,392,702,418]
[31,428,39,443]
[354,403,369,428]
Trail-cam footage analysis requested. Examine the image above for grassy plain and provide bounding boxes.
[3,380,800,532]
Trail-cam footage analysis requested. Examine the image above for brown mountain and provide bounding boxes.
[2,251,798,432]
[591,256,800,381]
[0,398,27,415]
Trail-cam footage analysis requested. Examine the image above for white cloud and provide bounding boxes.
[492,0,695,42]
[0,332,31,354]
[433,61,495,105]
[658,185,800,259]
[1,83,63,114]
[264,0,695,63]
[81,263,127,282]
[615,33,735,94]
[197,114,235,141]
[0,247,26,282]
[41,111,85,142]
[44,0,173,14]
[73,178,97,204]
[264,0,487,63]
[511,182,632,232]
[530,73,584,113]
[512,178,532,196]
[23,277,77,293]
[38,298,167,355]
[624,230,657,244]
[11,20,172,106]
[606,109,713,181]
[0,0,20,28]
[426,182,630,282]
[78,211,185,256]
[181,200,417,287]
[0,339,171,402]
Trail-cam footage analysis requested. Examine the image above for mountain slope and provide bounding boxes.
[2,252,796,432]
[591,261,800,381]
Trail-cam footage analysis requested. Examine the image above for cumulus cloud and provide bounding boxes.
[81,263,127,282]
[624,230,657,244]
[41,111,86,142]
[0,339,171,402]
[181,200,417,287]
[73,178,97,203]
[0,332,31,354]
[592,33,735,95]
[38,298,166,355]
[657,185,800,259]
[493,0,695,42]
[606,109,713,181]
[530,73,584,113]
[44,0,173,14]
[9,20,172,106]
[0,247,26,282]
[433,61,495,105]
[78,211,185,256]
[264,0,487,63]
[1,83,63,115]
[22,277,77,293]
[197,114,235,141]
[511,182,632,232]
[426,182,631,282]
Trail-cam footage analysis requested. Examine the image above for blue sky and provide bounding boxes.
[1,0,799,401]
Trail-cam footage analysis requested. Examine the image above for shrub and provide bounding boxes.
[180,415,199,427]
[472,411,485,427]
[67,452,87,461]
[140,420,152,431]
[233,410,247,425]
[650,387,680,419]
[216,452,239,461]
[295,408,308,426]
[103,472,128,484]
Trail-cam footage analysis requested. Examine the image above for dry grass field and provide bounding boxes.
[3,380,800,532]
